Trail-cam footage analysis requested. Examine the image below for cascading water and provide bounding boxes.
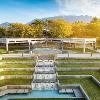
[32,56,57,90]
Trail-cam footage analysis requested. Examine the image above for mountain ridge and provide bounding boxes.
[0,15,93,27]
[0,22,10,27]
[29,15,93,24]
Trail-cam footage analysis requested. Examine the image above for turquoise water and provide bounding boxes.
[0,90,75,100]
[32,48,62,54]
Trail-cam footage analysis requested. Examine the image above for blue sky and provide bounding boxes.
[0,0,100,23]
[0,0,59,23]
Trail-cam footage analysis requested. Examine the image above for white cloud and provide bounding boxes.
[56,0,100,17]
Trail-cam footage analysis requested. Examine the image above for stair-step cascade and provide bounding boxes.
[32,56,57,90]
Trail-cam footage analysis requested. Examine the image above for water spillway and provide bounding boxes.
[32,59,57,90]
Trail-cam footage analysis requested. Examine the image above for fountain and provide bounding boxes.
[32,52,57,90]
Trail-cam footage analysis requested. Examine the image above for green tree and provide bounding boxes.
[0,27,6,37]
[72,22,87,38]
[91,17,100,23]
[7,23,36,38]
[31,20,45,37]
[87,18,100,37]
[47,19,72,38]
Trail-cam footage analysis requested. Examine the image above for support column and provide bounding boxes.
[46,39,47,47]
[61,41,63,51]
[6,42,8,52]
[29,42,31,51]
[74,43,76,48]
[93,43,96,50]
[83,43,86,53]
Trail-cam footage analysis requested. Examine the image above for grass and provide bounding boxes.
[8,98,84,100]
[0,47,29,54]
[0,48,7,54]
[0,57,34,89]
[8,46,28,51]
[59,78,100,100]
[0,71,33,75]
[56,58,100,62]
[56,58,100,69]
[0,79,32,87]
[58,70,100,81]
[97,47,100,49]
[57,63,100,68]
[0,63,33,68]
[0,58,34,62]
[57,57,100,100]
[34,41,60,48]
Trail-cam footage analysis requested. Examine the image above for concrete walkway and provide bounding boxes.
[57,53,100,58]
[0,53,100,58]
[0,53,31,58]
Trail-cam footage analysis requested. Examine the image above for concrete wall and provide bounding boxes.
[57,67,100,71]
[0,85,32,96]
[58,83,90,100]
[0,75,33,80]
[0,68,34,71]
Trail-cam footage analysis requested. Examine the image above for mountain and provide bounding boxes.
[0,22,10,27]
[29,15,93,24]
[0,15,93,27]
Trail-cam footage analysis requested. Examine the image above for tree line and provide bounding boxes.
[0,17,100,41]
